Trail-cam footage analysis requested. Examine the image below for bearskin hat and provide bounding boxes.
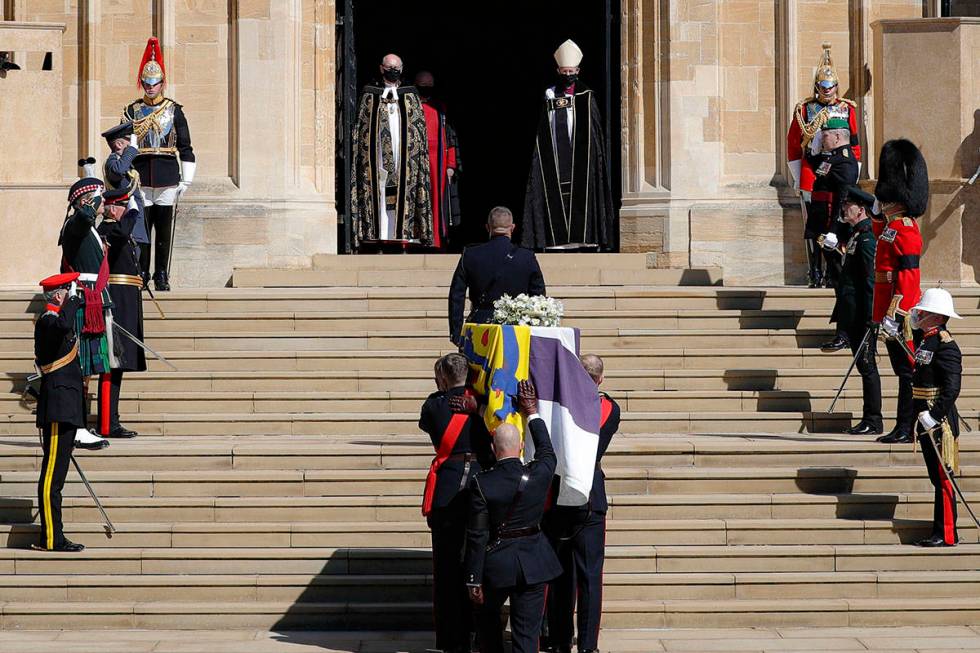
[875,138,929,217]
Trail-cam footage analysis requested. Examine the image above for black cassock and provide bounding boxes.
[521,86,614,251]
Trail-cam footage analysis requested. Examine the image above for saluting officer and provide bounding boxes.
[544,354,620,653]
[909,289,963,547]
[448,206,546,346]
[34,273,87,552]
[101,121,150,275]
[833,186,882,435]
[465,380,563,653]
[418,353,494,653]
[96,187,147,438]
[872,139,928,444]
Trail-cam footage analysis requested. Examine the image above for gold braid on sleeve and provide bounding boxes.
[795,103,832,149]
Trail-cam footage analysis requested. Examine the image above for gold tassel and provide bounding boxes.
[941,422,959,475]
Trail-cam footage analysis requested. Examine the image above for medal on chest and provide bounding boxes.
[915,349,934,365]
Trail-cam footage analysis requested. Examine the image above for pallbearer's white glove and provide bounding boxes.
[821,233,839,250]
[129,133,138,149]
[881,316,900,339]
[918,410,938,431]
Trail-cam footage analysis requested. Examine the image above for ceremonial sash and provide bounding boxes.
[422,411,469,517]
[600,396,613,429]
[38,341,79,375]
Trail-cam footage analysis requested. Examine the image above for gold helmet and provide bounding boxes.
[137,37,165,86]
[813,42,838,94]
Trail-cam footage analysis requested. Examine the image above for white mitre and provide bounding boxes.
[554,39,583,67]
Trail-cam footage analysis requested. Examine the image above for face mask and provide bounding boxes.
[910,310,923,331]
[382,68,401,83]
[559,73,577,88]
[417,85,433,99]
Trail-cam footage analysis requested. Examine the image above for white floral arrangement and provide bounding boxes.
[492,293,564,327]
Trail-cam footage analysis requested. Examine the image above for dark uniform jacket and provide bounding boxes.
[912,328,962,437]
[448,235,546,343]
[60,209,105,276]
[835,218,876,333]
[804,143,858,239]
[122,98,195,188]
[34,296,85,429]
[418,386,494,511]
[98,209,147,372]
[464,418,563,589]
[103,147,149,244]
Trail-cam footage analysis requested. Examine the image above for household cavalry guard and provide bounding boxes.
[872,139,927,445]
[908,288,963,547]
[786,42,861,288]
[123,37,195,292]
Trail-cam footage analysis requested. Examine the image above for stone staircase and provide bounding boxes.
[1,253,979,632]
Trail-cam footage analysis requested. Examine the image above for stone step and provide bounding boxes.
[310,252,654,271]
[4,409,977,437]
[1,517,972,550]
[0,464,974,499]
[1,491,975,524]
[2,434,969,472]
[231,266,725,288]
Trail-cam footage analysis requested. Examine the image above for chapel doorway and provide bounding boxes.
[336,0,622,252]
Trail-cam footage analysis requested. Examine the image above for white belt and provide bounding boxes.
[77,273,99,282]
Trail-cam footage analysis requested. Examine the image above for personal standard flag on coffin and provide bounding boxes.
[461,323,600,506]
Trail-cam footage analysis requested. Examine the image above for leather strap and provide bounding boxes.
[39,341,79,375]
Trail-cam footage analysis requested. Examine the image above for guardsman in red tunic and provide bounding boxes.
[786,43,861,287]
[873,139,928,444]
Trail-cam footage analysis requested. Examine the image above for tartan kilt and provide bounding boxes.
[74,307,111,377]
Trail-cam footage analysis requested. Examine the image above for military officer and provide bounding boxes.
[829,186,883,435]
[786,43,861,288]
[465,380,563,653]
[418,353,494,653]
[544,354,620,653]
[123,37,195,291]
[34,273,87,552]
[873,140,928,444]
[448,207,546,346]
[96,187,147,438]
[908,289,963,547]
[101,121,149,277]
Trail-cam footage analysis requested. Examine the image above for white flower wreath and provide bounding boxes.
[491,293,564,327]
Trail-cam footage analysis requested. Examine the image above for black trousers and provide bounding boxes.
[885,338,915,434]
[918,428,958,544]
[545,507,606,651]
[477,581,547,653]
[139,204,174,276]
[38,422,74,549]
[428,492,473,652]
[96,369,123,435]
[846,327,882,429]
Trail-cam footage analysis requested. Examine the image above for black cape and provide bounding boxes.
[521,86,614,251]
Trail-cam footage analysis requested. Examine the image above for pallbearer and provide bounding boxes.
[123,37,196,291]
[34,273,87,552]
[522,39,615,252]
[96,187,147,438]
[872,139,927,444]
[909,289,963,547]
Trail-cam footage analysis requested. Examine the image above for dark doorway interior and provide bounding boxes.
[342,0,621,251]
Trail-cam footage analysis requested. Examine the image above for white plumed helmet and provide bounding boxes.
[911,288,961,319]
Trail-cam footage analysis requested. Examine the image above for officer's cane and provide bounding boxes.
[827,327,871,414]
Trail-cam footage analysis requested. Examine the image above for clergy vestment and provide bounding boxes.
[350,84,433,248]
[521,85,614,251]
[421,97,460,250]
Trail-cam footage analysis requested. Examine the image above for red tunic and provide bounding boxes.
[872,206,922,324]
[786,97,861,192]
[421,100,457,250]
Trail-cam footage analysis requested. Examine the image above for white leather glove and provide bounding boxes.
[176,182,189,198]
[918,410,939,431]
[129,133,138,148]
[68,281,78,298]
[801,190,812,203]
[821,233,839,250]
[881,316,900,339]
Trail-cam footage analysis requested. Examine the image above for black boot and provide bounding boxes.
[820,334,850,352]
[154,271,170,292]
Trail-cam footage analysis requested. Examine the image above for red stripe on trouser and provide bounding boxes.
[940,464,956,544]
[99,373,111,435]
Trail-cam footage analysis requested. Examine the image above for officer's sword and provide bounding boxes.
[166,189,182,277]
[918,422,980,537]
[142,282,167,320]
[70,454,115,536]
[111,321,178,371]
[827,327,871,414]
[884,322,973,433]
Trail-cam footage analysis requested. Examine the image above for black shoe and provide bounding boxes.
[877,427,912,444]
[820,335,850,352]
[915,534,956,547]
[32,539,85,552]
[107,425,138,439]
[846,422,883,435]
[154,271,171,292]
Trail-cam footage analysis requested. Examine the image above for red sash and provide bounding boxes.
[600,396,613,428]
[422,411,470,516]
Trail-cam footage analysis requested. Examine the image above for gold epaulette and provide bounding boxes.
[838,97,857,108]
[940,330,954,343]
[902,217,914,227]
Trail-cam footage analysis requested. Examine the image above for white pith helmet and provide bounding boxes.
[911,288,961,319]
